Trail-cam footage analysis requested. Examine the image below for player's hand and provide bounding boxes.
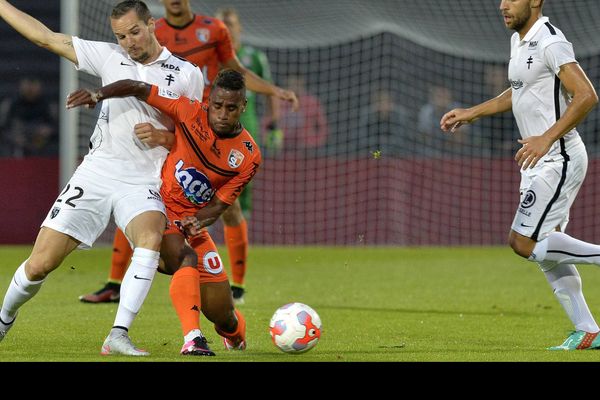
[276,88,299,112]
[181,215,202,237]
[66,89,100,109]
[515,135,553,169]
[264,120,284,153]
[134,123,173,149]
[440,108,475,133]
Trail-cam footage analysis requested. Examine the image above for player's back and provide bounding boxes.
[155,15,235,99]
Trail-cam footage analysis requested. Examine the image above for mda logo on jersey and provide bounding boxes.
[228,149,245,168]
[174,159,215,205]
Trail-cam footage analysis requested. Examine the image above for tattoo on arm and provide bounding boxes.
[63,39,73,48]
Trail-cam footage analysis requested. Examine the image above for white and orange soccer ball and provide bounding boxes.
[269,302,322,353]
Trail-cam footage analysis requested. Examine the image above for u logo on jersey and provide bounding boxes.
[228,149,245,168]
[203,251,223,274]
[174,159,215,205]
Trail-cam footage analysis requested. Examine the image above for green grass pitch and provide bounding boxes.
[1,245,600,362]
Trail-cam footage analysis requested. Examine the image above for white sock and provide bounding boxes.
[113,248,159,329]
[0,261,45,329]
[544,263,599,332]
[531,232,600,265]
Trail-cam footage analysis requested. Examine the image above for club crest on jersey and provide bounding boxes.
[174,159,215,205]
[196,28,210,43]
[228,149,245,168]
[50,206,60,219]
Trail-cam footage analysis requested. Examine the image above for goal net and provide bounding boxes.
[69,0,600,245]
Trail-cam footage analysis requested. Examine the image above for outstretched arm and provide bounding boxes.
[0,0,76,63]
[66,79,152,109]
[440,88,512,133]
[223,57,299,112]
[515,62,598,169]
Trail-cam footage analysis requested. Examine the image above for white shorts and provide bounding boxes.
[42,167,166,249]
[511,140,587,241]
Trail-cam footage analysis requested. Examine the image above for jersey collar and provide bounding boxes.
[521,16,549,43]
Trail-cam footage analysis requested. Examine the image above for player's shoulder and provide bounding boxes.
[238,129,261,159]
[155,17,168,29]
[165,51,200,71]
[194,14,227,31]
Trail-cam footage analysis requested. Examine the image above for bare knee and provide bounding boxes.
[508,230,536,259]
[25,258,55,281]
[221,200,244,226]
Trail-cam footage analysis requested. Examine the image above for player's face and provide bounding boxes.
[208,87,247,137]
[161,0,191,17]
[111,10,156,63]
[499,0,533,32]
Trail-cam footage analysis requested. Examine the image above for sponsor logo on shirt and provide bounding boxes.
[528,41,538,49]
[228,149,245,169]
[158,87,180,99]
[243,141,254,153]
[174,159,215,205]
[161,63,181,72]
[510,79,524,90]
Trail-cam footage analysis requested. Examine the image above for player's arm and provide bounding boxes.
[0,0,76,63]
[180,197,230,237]
[223,57,299,112]
[516,62,598,169]
[440,88,512,133]
[66,79,151,109]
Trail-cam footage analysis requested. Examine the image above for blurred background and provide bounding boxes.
[1,0,599,246]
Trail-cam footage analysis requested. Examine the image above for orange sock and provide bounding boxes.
[224,219,248,287]
[169,267,201,336]
[109,228,133,283]
[215,309,246,346]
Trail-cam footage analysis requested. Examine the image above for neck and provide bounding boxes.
[232,37,241,51]
[166,11,194,27]
[518,12,542,39]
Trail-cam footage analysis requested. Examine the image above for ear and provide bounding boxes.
[147,17,156,34]
[531,0,542,8]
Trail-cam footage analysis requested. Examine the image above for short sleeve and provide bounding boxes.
[72,37,115,77]
[543,39,577,75]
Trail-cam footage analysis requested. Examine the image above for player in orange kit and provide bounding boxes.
[80,0,293,305]
[68,69,258,355]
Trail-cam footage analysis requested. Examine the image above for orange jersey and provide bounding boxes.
[155,15,236,99]
[144,85,261,217]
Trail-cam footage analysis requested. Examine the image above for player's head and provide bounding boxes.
[111,1,158,64]
[499,0,544,33]
[208,69,247,137]
[215,7,242,44]
[160,0,192,18]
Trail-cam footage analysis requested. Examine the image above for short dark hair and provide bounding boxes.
[111,0,152,23]
[212,69,246,93]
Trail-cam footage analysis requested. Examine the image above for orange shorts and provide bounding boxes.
[164,198,229,284]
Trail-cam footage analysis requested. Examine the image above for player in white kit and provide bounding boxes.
[441,0,600,350]
[0,0,203,355]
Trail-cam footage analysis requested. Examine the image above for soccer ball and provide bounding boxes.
[269,302,322,353]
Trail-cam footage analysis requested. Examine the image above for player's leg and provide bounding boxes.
[79,228,132,303]
[201,281,247,350]
[0,227,79,340]
[509,148,600,349]
[2,169,111,343]
[222,196,248,304]
[101,185,166,356]
[161,231,215,356]
[191,232,246,350]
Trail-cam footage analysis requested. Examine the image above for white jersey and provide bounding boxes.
[72,37,204,186]
[508,16,581,159]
